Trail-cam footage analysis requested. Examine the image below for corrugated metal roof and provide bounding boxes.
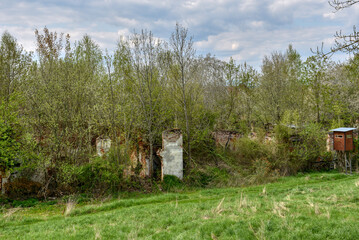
[329,127,357,132]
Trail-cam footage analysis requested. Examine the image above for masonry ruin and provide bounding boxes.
[96,137,111,157]
[157,129,183,180]
[126,140,151,178]
[0,170,9,195]
[212,130,242,150]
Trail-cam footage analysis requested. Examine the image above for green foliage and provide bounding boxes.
[12,198,39,208]
[184,167,231,188]
[162,175,183,191]
[274,124,292,143]
[185,169,215,188]
[1,26,359,198]
[0,123,20,171]
[272,123,327,175]
[69,157,124,193]
[233,137,271,165]
[297,123,326,162]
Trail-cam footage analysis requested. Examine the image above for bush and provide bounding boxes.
[0,123,21,172]
[232,137,271,166]
[162,175,183,191]
[185,169,214,188]
[271,123,327,175]
[75,157,124,194]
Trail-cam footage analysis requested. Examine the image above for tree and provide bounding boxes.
[302,56,334,123]
[169,23,196,163]
[113,39,136,148]
[315,1,359,55]
[330,0,359,10]
[0,32,32,123]
[120,30,165,176]
[0,32,32,173]
[256,45,304,125]
[28,28,105,168]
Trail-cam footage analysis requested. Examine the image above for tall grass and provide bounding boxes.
[1,172,359,239]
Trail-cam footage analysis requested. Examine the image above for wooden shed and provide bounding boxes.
[329,128,356,152]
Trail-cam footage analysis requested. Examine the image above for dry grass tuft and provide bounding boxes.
[285,194,291,201]
[325,207,330,219]
[261,187,267,196]
[273,201,288,218]
[314,205,321,215]
[211,232,218,240]
[249,221,266,240]
[238,193,248,209]
[327,194,337,203]
[94,226,101,240]
[63,200,76,217]
[307,198,321,215]
[251,205,258,213]
[3,207,20,219]
[213,197,225,214]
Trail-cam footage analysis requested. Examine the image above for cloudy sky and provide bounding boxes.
[1,0,358,68]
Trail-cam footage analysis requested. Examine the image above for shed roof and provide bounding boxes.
[329,127,357,132]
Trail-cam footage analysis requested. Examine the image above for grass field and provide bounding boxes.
[1,172,359,239]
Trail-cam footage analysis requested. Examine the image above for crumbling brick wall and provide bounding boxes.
[212,130,242,150]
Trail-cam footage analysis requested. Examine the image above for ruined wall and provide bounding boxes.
[212,130,242,150]
[158,129,183,180]
[125,140,150,178]
[0,171,9,195]
[96,137,111,157]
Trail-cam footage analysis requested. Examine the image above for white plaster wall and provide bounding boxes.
[96,138,111,157]
[160,135,183,180]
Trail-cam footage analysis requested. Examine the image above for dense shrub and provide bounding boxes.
[0,123,21,172]
[232,137,271,166]
[162,175,184,191]
[293,123,327,169]
[70,157,124,194]
[185,169,215,188]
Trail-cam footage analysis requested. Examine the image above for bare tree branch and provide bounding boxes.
[313,1,359,57]
[329,0,359,11]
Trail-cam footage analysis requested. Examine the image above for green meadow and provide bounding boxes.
[1,172,359,239]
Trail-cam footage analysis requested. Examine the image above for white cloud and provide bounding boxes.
[0,0,357,68]
[323,12,336,20]
[195,25,343,67]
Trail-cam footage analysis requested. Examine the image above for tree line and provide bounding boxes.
[1,23,359,195]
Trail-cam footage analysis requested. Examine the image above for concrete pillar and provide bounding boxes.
[158,129,183,180]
